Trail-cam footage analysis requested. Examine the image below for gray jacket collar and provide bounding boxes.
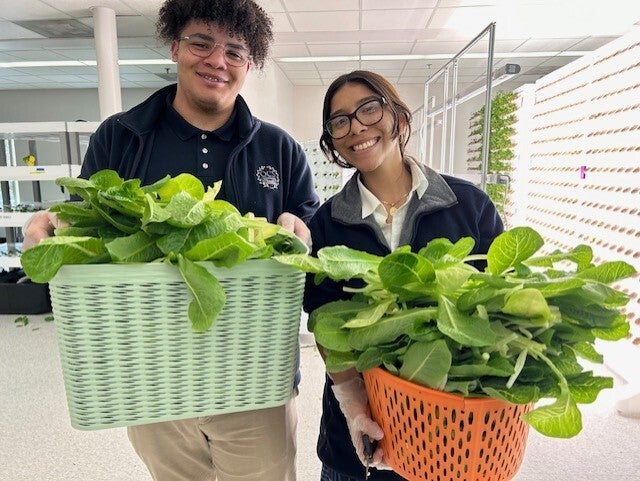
[331,161,458,248]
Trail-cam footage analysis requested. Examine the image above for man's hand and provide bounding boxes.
[22,210,68,251]
[276,212,311,249]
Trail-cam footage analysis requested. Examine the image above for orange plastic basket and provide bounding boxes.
[362,367,533,481]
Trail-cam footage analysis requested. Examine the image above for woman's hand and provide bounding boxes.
[331,376,387,468]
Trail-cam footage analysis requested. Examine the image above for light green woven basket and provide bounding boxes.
[48,259,304,430]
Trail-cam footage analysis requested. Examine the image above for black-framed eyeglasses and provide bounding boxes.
[178,35,250,67]
[325,97,386,139]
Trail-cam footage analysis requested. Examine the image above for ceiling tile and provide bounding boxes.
[467,39,528,53]
[361,67,404,77]
[269,12,294,33]
[113,16,156,37]
[403,68,436,78]
[41,0,141,17]
[114,0,164,16]
[361,42,415,55]
[7,67,57,75]
[412,41,470,55]
[118,47,167,60]
[39,74,87,83]
[282,0,358,11]
[289,11,359,32]
[134,80,170,87]
[319,71,345,81]
[538,56,577,68]
[120,73,167,82]
[271,44,310,57]
[49,48,96,61]
[77,74,99,82]
[567,36,619,51]
[61,82,98,88]
[398,79,428,86]
[0,74,44,82]
[364,0,438,9]
[0,0,638,90]
[306,43,360,56]
[515,38,584,52]
[0,1,69,21]
[316,61,360,71]
[1,83,41,89]
[456,57,492,68]
[117,65,152,74]
[3,49,69,61]
[0,52,19,61]
[280,70,320,80]
[0,20,45,40]
[404,59,449,70]
[256,0,285,13]
[360,60,407,70]
[277,62,318,71]
[25,83,65,88]
[362,9,433,31]
[43,65,97,75]
[428,6,497,31]
[137,65,176,74]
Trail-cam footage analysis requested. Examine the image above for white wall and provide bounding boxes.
[241,61,295,135]
[0,89,156,122]
[292,86,329,144]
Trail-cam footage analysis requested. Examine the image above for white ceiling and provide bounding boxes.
[0,0,639,92]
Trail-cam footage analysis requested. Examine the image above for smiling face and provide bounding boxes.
[170,20,250,127]
[328,82,405,174]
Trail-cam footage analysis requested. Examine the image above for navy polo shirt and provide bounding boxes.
[147,92,239,200]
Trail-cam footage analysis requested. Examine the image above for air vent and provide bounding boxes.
[13,19,94,38]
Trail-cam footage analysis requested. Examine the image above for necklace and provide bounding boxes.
[381,190,411,224]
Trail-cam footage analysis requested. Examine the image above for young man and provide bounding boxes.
[22,1,319,480]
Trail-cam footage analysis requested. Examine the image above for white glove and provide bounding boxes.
[331,376,388,468]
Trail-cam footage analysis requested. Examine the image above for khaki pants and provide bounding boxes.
[127,397,297,481]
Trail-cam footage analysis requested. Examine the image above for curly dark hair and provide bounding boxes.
[156,0,273,70]
[320,70,413,168]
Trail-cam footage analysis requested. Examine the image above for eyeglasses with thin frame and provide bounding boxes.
[178,35,250,67]
[325,97,386,139]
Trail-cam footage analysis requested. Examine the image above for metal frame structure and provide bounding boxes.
[418,23,496,191]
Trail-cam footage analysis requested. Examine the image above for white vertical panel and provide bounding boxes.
[509,26,640,384]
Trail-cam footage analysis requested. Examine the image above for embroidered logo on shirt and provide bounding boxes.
[256,165,280,190]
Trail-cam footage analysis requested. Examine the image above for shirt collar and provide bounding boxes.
[163,91,237,142]
[358,157,430,219]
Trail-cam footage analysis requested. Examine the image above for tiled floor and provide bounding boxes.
[1,313,639,481]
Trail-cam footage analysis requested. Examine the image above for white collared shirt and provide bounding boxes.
[357,158,429,250]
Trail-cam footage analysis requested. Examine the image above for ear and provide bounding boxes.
[170,40,179,62]
[397,111,410,135]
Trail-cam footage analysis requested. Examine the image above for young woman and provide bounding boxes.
[304,70,504,481]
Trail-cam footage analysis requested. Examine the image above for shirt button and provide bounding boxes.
[201,134,207,139]
[202,163,209,169]
[202,147,208,154]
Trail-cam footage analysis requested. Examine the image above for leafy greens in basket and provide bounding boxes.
[275,227,637,438]
[20,169,306,332]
